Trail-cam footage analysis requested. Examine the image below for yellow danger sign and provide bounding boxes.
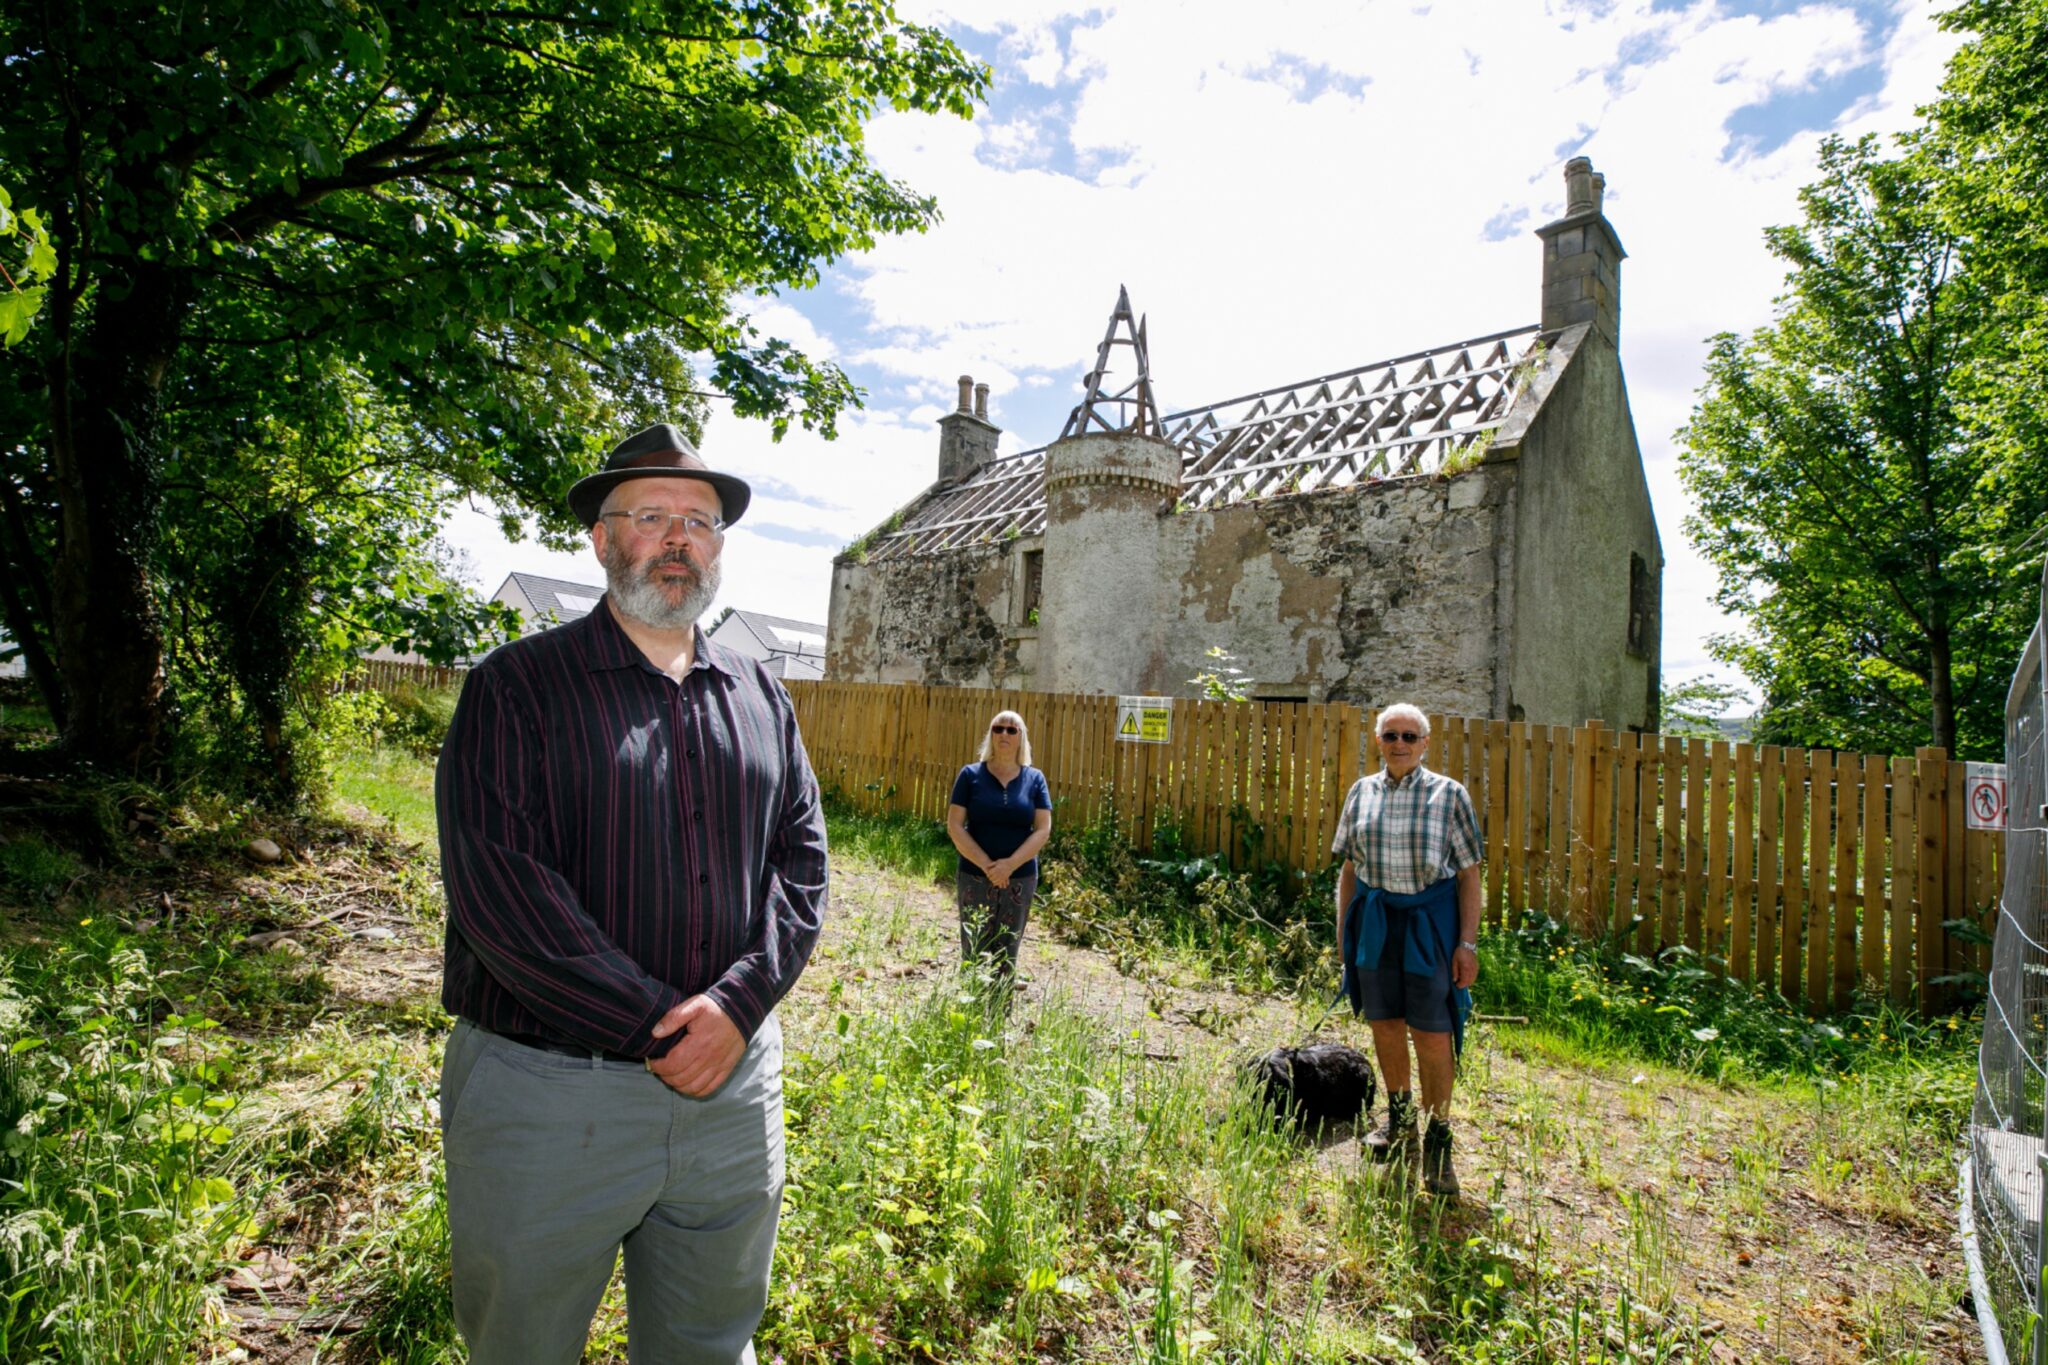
[1115,695,1172,745]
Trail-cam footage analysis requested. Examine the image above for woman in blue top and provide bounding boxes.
[946,709,1053,984]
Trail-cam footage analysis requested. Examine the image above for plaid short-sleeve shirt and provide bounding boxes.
[1331,764,1484,895]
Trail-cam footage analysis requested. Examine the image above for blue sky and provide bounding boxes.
[442,0,1961,702]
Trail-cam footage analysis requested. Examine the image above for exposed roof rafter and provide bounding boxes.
[860,323,1547,564]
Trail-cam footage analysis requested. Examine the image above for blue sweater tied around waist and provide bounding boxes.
[1340,875,1472,1056]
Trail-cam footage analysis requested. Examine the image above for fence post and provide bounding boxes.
[1915,746,1948,1013]
[1569,722,1594,933]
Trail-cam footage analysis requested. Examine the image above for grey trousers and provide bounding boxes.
[957,869,1037,978]
[439,1016,785,1365]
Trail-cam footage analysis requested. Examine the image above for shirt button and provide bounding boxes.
[698,874,709,885]
[688,748,698,758]
[693,810,704,822]
[699,939,710,950]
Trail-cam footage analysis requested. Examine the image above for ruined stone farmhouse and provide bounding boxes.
[826,159,1662,729]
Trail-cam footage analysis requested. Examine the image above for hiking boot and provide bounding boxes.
[1422,1117,1460,1198]
[1364,1091,1419,1164]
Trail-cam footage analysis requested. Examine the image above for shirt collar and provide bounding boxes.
[1379,763,1429,790]
[577,594,736,678]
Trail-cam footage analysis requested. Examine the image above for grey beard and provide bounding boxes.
[604,544,721,632]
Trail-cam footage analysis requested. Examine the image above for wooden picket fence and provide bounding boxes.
[341,658,469,694]
[787,679,2003,1016]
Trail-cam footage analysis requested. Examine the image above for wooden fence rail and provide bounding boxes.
[785,680,2002,1015]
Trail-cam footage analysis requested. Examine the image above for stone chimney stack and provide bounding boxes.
[1536,156,1626,345]
[938,373,1000,484]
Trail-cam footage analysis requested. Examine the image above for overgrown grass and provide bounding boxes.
[825,804,958,886]
[1479,908,1979,1090]
[762,971,1714,1363]
[824,797,1343,996]
[0,744,1979,1362]
[0,930,267,1363]
[331,743,441,849]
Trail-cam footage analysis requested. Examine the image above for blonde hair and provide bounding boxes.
[977,710,1033,766]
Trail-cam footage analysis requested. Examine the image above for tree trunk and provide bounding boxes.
[0,474,66,726]
[1927,610,1956,757]
[47,263,187,772]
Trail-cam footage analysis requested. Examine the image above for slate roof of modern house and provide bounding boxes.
[498,572,606,625]
[722,610,828,659]
[860,323,1546,564]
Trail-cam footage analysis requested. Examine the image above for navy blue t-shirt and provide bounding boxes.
[949,763,1053,878]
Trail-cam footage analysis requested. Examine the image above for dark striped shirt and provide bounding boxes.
[436,598,827,1055]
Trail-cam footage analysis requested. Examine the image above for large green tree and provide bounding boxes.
[0,0,983,776]
[1926,0,2048,524]
[1678,136,2043,761]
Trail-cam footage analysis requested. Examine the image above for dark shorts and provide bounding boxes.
[1355,897,1458,1035]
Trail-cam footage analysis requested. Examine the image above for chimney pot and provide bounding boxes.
[956,375,974,413]
[1564,156,1596,216]
[973,382,990,421]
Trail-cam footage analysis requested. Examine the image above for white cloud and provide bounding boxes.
[457,0,1965,702]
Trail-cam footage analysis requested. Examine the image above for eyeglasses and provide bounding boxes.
[990,724,1019,735]
[1380,730,1423,744]
[601,508,726,544]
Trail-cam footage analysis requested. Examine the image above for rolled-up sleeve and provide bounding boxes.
[705,699,828,1040]
[437,666,683,1055]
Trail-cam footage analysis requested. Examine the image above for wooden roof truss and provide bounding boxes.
[1060,284,1160,439]
[863,324,1543,563]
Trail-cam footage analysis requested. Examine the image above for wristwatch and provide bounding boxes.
[1458,940,1478,953]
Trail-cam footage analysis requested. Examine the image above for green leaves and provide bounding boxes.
[0,183,54,345]
[4,0,987,779]
[1678,136,2036,760]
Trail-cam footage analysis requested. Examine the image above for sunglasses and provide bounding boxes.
[990,724,1019,735]
[1380,730,1423,744]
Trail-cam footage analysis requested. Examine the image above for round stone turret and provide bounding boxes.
[1038,431,1182,693]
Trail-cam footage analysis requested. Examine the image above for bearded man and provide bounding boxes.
[434,423,828,1363]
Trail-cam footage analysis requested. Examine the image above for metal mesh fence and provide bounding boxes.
[1970,559,2048,1365]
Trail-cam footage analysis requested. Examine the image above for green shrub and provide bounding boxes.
[382,681,462,758]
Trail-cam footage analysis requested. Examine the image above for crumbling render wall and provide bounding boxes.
[827,465,1515,715]
[826,540,1030,687]
[1148,465,1516,713]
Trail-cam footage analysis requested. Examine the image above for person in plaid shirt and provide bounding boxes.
[1332,702,1484,1197]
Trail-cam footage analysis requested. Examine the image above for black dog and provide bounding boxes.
[1247,1042,1377,1134]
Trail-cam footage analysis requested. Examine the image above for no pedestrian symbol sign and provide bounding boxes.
[1965,762,2007,831]
[1115,695,1173,745]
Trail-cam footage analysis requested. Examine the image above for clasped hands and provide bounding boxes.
[982,854,1021,888]
[643,994,746,1096]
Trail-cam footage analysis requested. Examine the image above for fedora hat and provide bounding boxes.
[567,423,753,528]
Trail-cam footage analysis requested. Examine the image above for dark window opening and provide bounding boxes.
[1020,549,1043,624]
[1627,551,1655,659]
